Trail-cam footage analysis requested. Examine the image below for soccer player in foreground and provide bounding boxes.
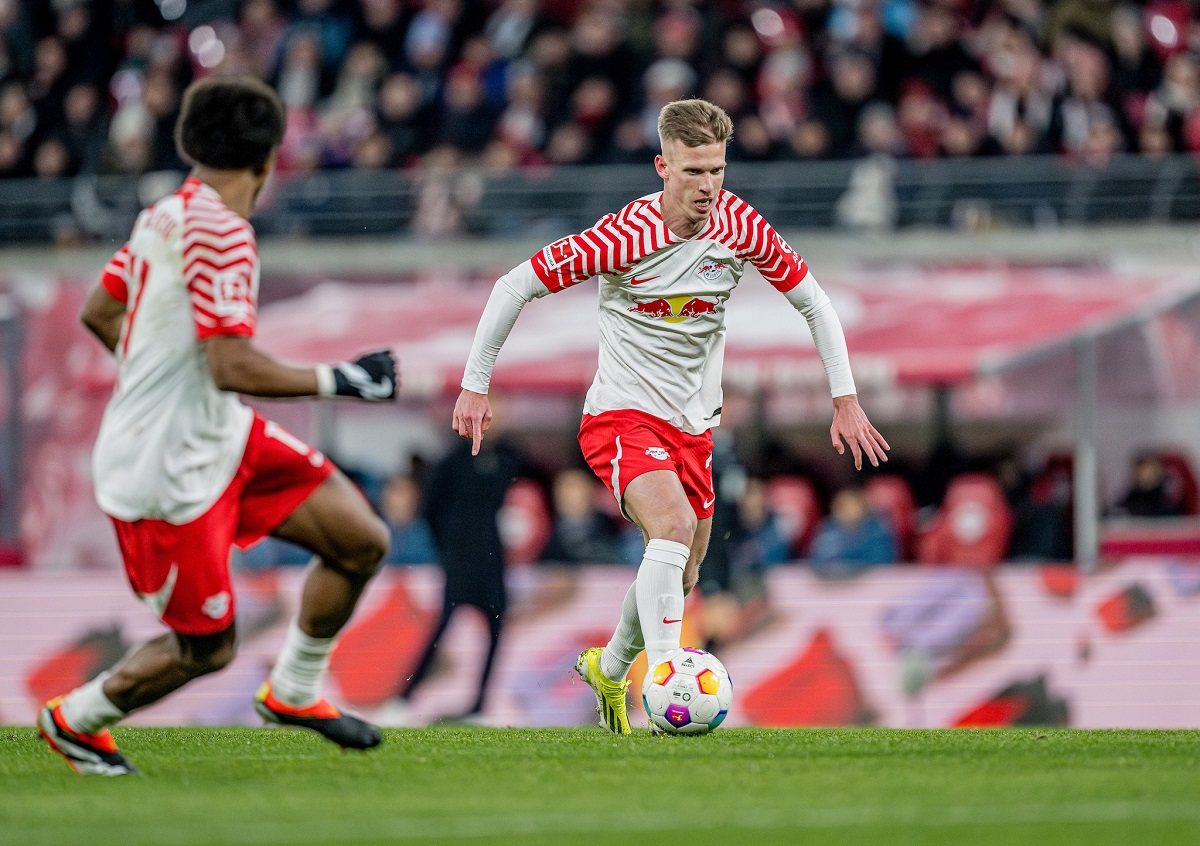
[38,77,398,776]
[453,99,888,734]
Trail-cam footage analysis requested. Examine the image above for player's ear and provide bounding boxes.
[654,154,668,179]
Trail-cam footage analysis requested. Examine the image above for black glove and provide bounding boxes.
[317,350,397,401]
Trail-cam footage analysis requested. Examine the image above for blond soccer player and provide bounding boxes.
[453,99,888,733]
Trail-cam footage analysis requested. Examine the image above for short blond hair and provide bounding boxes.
[657,99,733,148]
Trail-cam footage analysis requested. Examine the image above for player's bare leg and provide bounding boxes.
[577,470,699,733]
[621,470,697,667]
[105,627,238,711]
[255,469,388,749]
[39,626,236,776]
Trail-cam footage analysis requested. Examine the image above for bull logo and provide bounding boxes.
[628,295,720,323]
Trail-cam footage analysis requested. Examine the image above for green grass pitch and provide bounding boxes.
[2,727,1198,845]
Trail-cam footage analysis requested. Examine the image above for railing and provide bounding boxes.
[2,153,1199,244]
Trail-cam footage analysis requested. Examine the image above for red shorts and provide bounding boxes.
[578,409,715,521]
[111,414,332,635]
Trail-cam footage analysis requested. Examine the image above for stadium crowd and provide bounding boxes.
[1,0,1198,181]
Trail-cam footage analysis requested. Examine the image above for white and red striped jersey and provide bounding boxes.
[462,189,855,434]
[92,177,257,523]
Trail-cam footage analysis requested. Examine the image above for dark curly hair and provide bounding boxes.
[175,76,285,170]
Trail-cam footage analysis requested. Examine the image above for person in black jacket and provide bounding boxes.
[376,435,524,725]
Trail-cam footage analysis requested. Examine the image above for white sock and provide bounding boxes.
[635,538,688,667]
[270,622,336,708]
[58,671,125,735]
[600,583,643,682]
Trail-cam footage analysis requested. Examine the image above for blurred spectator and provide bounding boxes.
[376,72,431,166]
[60,84,106,174]
[538,468,620,564]
[698,438,774,653]
[240,0,287,80]
[813,49,883,157]
[378,435,524,725]
[810,486,897,576]
[907,2,978,103]
[1046,31,1132,161]
[996,456,1072,561]
[437,67,498,153]
[734,477,793,569]
[986,26,1055,155]
[380,475,437,565]
[1113,452,1187,517]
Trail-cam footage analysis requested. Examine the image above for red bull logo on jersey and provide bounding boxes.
[695,260,728,281]
[628,295,721,323]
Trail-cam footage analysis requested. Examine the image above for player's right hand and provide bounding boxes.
[324,350,398,401]
[453,389,492,456]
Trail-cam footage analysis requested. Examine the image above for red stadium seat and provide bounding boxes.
[916,474,1013,569]
[864,475,918,561]
[765,476,822,557]
[498,479,552,566]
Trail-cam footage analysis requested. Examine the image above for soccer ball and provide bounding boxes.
[642,647,733,735]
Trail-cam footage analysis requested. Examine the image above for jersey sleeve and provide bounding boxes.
[733,202,810,293]
[182,218,258,340]
[529,208,648,292]
[100,244,130,304]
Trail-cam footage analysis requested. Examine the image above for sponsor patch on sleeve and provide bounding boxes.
[212,270,253,320]
[542,236,577,271]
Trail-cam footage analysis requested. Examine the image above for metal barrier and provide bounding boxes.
[2,153,1199,244]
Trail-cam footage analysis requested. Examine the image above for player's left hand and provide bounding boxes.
[831,394,889,470]
[330,350,398,401]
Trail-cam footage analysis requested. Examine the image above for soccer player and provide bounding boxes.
[452,99,888,734]
[38,77,398,776]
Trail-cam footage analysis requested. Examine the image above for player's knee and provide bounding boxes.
[178,627,237,677]
[659,510,698,547]
[336,514,388,579]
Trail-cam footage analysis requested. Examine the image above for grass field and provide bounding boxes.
[2,726,1198,845]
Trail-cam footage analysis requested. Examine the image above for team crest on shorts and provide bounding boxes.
[695,260,727,281]
[645,447,671,461]
[202,591,231,620]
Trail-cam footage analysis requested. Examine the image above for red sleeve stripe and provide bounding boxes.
[100,244,130,304]
[530,198,675,290]
[708,194,808,292]
[190,294,256,326]
[183,248,255,278]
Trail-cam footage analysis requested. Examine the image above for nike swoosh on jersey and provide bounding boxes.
[629,275,659,285]
[138,563,179,619]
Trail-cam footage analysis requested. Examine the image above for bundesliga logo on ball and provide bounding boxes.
[642,647,733,735]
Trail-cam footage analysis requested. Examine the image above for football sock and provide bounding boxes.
[269,622,336,708]
[635,538,689,667]
[58,671,126,735]
[600,583,643,682]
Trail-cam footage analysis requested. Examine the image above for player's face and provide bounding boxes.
[656,138,727,231]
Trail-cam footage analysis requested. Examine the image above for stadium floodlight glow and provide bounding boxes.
[156,0,186,22]
[1149,14,1178,48]
[750,8,784,41]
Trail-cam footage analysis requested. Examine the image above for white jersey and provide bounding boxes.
[92,177,258,523]
[461,190,855,434]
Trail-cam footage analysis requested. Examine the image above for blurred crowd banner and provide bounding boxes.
[2,559,1199,729]
[10,264,1200,569]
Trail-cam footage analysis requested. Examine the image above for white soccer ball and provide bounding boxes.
[642,647,733,735]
